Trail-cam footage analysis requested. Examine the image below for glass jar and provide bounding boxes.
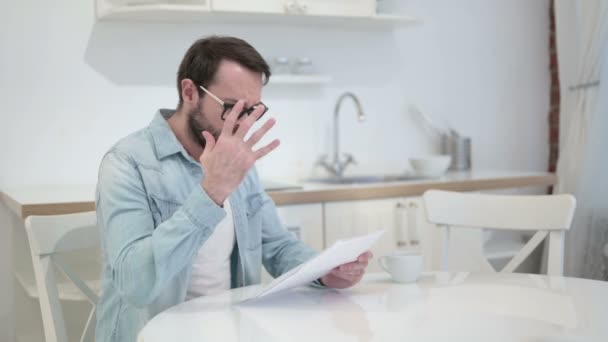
[292,57,315,75]
[273,57,291,75]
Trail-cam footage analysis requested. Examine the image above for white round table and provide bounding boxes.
[138,272,608,342]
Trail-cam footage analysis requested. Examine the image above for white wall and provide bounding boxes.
[0,0,549,339]
[0,0,550,188]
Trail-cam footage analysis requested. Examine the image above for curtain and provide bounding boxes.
[554,0,608,279]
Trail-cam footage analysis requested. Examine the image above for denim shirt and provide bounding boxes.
[95,110,317,342]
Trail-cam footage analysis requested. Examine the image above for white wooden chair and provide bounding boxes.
[25,211,100,342]
[422,190,576,276]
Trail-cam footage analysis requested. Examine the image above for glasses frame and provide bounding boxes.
[198,85,268,121]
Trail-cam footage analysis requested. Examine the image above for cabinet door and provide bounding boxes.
[396,197,435,271]
[211,0,375,16]
[276,203,324,251]
[325,198,403,272]
[299,0,375,17]
[261,203,324,283]
[211,0,285,13]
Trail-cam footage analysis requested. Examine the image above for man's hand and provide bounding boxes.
[320,251,373,289]
[200,100,279,205]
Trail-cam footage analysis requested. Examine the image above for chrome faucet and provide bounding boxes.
[317,92,366,177]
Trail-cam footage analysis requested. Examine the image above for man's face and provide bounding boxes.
[187,60,264,148]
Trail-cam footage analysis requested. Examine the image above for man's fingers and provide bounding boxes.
[358,251,373,263]
[253,139,280,160]
[235,104,266,139]
[250,103,267,121]
[332,268,364,277]
[339,259,369,272]
[331,269,363,282]
[221,100,245,136]
[246,118,276,148]
[336,251,373,272]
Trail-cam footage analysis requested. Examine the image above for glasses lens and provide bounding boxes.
[221,104,234,120]
[237,108,250,120]
[221,103,268,121]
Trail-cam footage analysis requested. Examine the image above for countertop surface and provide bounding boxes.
[137,271,608,342]
[1,170,556,218]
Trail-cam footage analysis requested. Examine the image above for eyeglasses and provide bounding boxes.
[199,85,268,121]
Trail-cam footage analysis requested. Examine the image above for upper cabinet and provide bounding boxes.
[95,0,418,29]
[211,0,284,14]
[212,0,374,17]
[287,0,375,17]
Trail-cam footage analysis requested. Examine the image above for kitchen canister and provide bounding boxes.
[441,134,471,171]
[273,57,291,74]
[292,57,315,75]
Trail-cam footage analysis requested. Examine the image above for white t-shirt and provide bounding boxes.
[186,200,235,300]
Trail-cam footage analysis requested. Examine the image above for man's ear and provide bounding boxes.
[181,79,199,105]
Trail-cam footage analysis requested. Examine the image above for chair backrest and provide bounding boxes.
[25,211,100,342]
[422,190,576,276]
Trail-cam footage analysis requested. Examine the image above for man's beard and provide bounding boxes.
[187,101,221,150]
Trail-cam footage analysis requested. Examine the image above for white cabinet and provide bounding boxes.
[276,203,324,251]
[323,196,486,273]
[96,0,417,28]
[211,0,375,16]
[298,0,375,17]
[211,0,284,14]
[324,198,406,272]
[267,197,428,277]
[261,203,324,283]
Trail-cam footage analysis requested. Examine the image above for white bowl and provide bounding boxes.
[409,155,452,178]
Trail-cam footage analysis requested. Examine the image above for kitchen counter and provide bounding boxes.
[0,170,556,218]
[0,170,556,342]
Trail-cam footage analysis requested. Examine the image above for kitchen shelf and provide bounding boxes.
[96,3,418,29]
[268,74,332,85]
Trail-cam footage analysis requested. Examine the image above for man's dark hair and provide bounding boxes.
[176,36,271,109]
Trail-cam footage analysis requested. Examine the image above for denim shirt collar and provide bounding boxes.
[149,109,195,163]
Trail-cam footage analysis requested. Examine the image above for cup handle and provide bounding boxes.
[378,256,389,273]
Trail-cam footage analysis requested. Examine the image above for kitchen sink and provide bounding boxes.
[307,174,425,184]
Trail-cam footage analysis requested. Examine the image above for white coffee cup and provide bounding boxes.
[378,251,423,283]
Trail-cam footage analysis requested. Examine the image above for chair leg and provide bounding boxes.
[30,255,68,342]
[443,227,451,271]
[79,305,96,342]
[547,231,565,276]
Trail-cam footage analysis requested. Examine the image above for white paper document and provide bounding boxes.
[246,230,385,301]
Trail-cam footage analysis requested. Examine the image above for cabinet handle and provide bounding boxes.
[284,1,299,14]
[406,200,420,245]
[395,203,409,247]
[284,0,307,14]
[297,0,308,14]
[396,201,421,247]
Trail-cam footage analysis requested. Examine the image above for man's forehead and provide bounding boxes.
[212,61,263,100]
[215,60,263,86]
